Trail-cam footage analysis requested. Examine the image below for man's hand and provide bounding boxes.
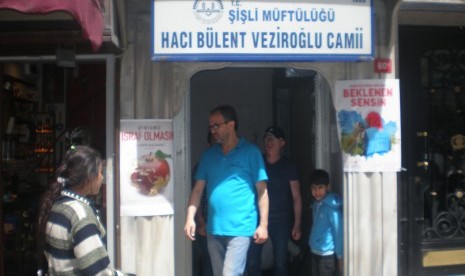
[253,224,268,244]
[184,219,197,241]
[291,225,301,241]
[184,180,206,241]
[254,181,269,244]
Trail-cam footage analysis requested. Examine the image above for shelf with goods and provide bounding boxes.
[33,112,56,174]
[1,74,44,275]
[2,75,38,163]
[3,192,39,276]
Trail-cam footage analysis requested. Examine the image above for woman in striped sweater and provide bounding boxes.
[37,146,124,275]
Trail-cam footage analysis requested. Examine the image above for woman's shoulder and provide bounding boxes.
[52,198,95,220]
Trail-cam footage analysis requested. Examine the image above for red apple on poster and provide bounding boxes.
[130,150,171,196]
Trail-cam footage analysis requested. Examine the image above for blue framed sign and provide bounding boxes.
[152,0,374,62]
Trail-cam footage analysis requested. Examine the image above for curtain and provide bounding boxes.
[120,216,174,275]
[0,0,104,51]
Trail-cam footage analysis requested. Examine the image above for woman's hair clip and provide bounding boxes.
[57,177,67,187]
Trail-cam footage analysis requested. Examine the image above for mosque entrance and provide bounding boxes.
[399,26,465,275]
[189,66,341,275]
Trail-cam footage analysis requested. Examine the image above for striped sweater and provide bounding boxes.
[44,196,121,275]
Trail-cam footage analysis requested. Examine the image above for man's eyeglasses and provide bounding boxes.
[208,121,229,131]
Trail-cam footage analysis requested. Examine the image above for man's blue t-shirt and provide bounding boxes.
[194,138,268,237]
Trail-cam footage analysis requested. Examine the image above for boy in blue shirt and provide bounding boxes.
[309,169,343,276]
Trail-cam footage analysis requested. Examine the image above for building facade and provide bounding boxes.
[1,0,465,275]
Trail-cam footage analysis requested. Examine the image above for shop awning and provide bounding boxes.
[0,0,103,51]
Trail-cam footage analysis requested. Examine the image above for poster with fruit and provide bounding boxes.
[120,119,174,216]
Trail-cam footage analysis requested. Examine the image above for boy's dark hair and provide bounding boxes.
[211,105,238,131]
[309,169,330,186]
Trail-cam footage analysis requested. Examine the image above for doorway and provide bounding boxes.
[0,59,113,275]
[399,26,465,275]
[189,66,341,275]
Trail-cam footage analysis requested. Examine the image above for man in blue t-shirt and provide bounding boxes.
[185,105,269,276]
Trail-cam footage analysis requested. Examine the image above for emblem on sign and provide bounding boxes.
[193,0,224,24]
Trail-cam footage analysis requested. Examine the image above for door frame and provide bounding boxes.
[0,54,117,265]
[399,25,465,275]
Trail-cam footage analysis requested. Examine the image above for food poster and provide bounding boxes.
[120,119,174,216]
[335,79,401,172]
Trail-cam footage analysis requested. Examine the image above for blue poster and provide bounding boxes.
[335,79,401,172]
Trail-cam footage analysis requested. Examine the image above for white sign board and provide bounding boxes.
[152,0,373,61]
[120,119,174,216]
[335,79,401,172]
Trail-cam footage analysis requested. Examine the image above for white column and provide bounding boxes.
[345,172,398,276]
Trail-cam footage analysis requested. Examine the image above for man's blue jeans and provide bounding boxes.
[207,235,251,276]
[246,222,291,276]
